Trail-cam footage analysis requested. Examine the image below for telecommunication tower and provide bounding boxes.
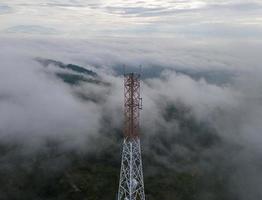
[117,72,145,200]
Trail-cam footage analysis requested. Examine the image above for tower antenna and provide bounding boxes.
[117,71,145,200]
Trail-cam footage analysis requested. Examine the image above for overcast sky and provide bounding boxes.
[1,0,262,39]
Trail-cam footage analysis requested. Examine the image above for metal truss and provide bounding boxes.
[118,138,145,200]
[118,72,145,200]
[123,73,142,139]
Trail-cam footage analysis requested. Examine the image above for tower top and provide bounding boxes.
[124,73,142,140]
[124,72,140,77]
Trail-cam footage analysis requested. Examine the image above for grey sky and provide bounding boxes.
[1,0,262,38]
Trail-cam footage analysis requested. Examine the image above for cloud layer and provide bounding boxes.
[0,0,262,38]
[1,1,262,198]
[0,37,262,199]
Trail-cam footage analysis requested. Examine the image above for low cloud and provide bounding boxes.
[0,37,261,199]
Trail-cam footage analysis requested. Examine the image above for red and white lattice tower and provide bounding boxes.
[118,73,145,200]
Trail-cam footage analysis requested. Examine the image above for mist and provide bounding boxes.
[0,36,262,199]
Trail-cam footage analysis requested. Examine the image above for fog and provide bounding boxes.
[0,37,262,199]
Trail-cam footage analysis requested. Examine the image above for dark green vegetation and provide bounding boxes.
[0,102,236,200]
[35,58,106,85]
[55,73,104,85]
[0,60,238,199]
[36,58,97,77]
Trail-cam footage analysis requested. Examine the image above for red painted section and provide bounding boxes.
[124,73,142,140]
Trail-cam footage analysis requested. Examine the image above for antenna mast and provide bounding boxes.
[117,72,145,200]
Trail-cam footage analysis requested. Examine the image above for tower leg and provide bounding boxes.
[118,138,145,200]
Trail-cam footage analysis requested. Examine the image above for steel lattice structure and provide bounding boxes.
[118,73,145,200]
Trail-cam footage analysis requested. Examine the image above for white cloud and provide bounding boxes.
[0,0,262,38]
[0,36,262,199]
